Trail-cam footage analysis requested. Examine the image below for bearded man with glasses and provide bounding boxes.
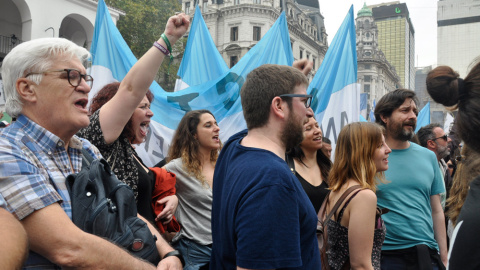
[210,64,320,269]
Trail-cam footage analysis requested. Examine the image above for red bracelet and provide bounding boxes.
[153,41,170,55]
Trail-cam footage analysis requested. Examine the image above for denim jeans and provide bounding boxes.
[173,238,212,270]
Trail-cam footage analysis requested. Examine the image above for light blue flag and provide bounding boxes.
[89,0,166,103]
[307,5,359,157]
[149,11,292,130]
[90,1,291,165]
[360,93,367,119]
[360,93,367,110]
[415,102,430,133]
[369,110,375,122]
[176,5,228,89]
[141,12,293,165]
[89,3,292,165]
[359,115,367,122]
[369,99,376,122]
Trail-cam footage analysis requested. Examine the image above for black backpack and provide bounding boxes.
[66,149,160,264]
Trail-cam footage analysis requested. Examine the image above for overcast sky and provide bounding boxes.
[318,0,438,67]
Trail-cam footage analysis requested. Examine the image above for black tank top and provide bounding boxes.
[295,172,329,213]
[133,156,156,224]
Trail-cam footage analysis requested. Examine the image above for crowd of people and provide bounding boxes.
[0,10,479,270]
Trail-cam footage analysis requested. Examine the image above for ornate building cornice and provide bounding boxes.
[201,4,326,54]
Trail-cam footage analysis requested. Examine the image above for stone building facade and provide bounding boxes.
[181,0,328,80]
[355,4,401,116]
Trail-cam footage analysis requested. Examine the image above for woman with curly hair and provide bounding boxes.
[426,61,480,269]
[164,109,222,270]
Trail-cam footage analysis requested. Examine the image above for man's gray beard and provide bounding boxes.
[394,129,415,141]
[437,145,450,159]
[389,122,415,142]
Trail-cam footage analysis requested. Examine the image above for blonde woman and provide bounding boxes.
[321,122,391,270]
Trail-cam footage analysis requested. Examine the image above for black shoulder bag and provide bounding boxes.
[66,149,160,264]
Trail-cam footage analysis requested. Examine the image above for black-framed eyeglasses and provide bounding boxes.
[25,69,94,88]
[279,94,312,108]
[432,134,448,142]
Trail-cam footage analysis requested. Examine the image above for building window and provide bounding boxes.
[253,26,261,41]
[364,84,370,93]
[185,2,190,14]
[364,64,371,69]
[203,0,208,11]
[313,58,316,70]
[234,0,240,4]
[253,0,261,3]
[364,75,371,82]
[230,56,238,68]
[231,27,238,41]
[306,53,310,60]
[300,49,303,59]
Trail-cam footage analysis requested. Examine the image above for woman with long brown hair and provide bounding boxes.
[321,122,391,270]
[164,110,222,270]
[286,116,332,213]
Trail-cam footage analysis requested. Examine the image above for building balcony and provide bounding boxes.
[0,35,23,60]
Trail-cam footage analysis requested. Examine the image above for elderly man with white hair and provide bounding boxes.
[0,13,188,269]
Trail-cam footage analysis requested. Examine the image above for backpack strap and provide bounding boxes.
[319,185,362,224]
[81,148,94,167]
[317,185,362,270]
[335,188,364,222]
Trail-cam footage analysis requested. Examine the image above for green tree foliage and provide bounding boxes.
[104,0,184,91]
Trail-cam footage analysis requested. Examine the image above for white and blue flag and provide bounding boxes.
[369,99,376,122]
[360,93,368,119]
[308,5,359,156]
[175,5,228,90]
[89,0,293,166]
